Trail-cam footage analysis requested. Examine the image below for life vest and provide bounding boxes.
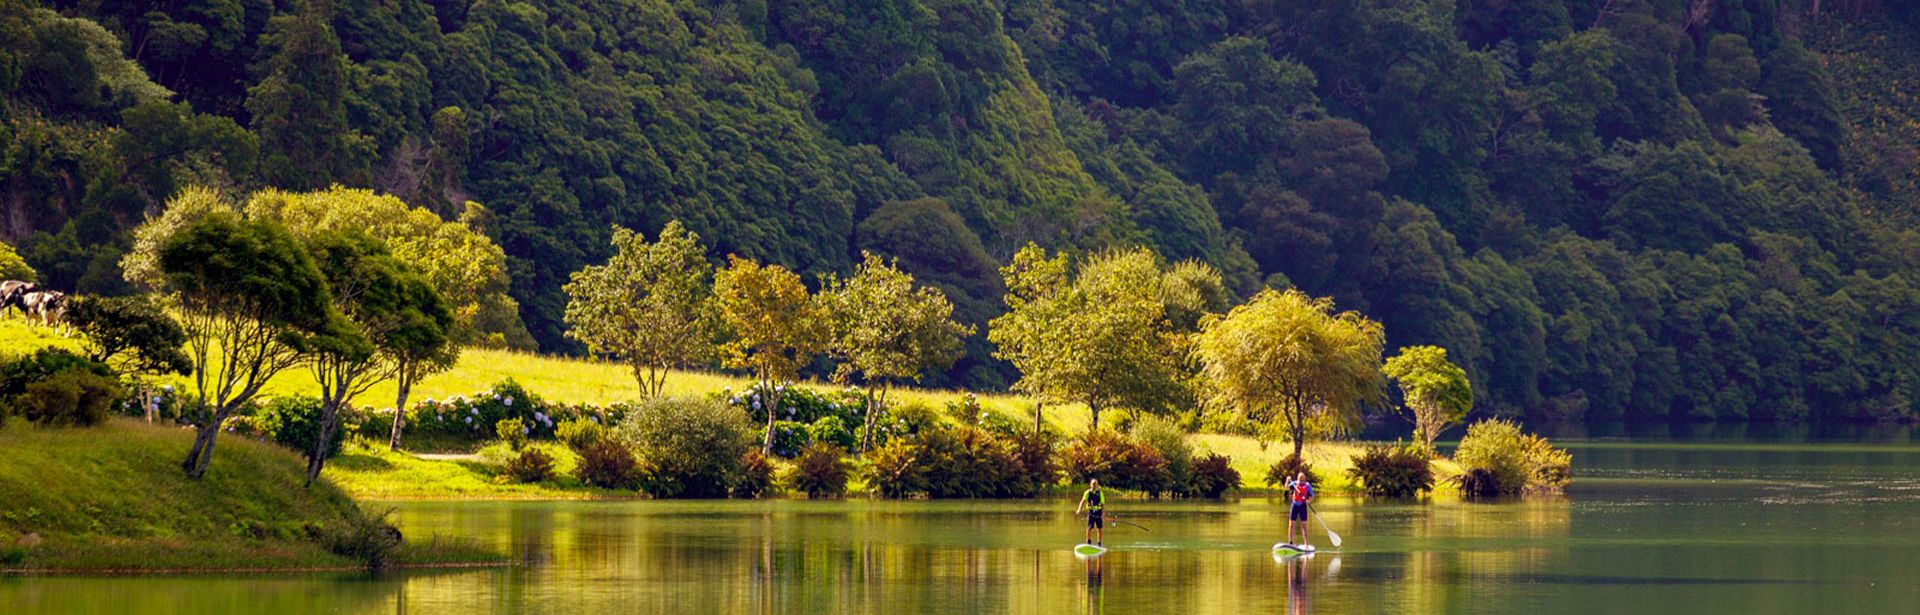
[1087,489,1104,512]
[1290,481,1312,503]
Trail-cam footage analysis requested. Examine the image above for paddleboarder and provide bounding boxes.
[1075,478,1107,547]
[1283,472,1314,548]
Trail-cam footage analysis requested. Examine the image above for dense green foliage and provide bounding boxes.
[614,395,751,498]
[0,348,119,427]
[7,0,1920,422]
[256,395,344,462]
[64,294,190,378]
[1453,418,1572,495]
[1348,444,1436,498]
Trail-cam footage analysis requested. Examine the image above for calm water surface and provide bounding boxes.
[7,438,1920,613]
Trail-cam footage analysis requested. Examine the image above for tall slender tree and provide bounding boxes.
[302,230,451,484]
[564,221,717,398]
[1383,345,1474,456]
[712,256,824,453]
[818,251,971,451]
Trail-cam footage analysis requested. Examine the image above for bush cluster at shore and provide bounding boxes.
[292,379,1562,501]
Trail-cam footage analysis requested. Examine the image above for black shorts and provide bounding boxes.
[1087,511,1104,529]
[1289,502,1308,521]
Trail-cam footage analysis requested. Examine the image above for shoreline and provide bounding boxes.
[0,560,514,577]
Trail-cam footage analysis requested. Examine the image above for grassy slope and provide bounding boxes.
[0,419,495,571]
[4,318,1461,499]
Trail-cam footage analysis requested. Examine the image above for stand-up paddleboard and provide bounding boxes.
[1272,542,1316,555]
[1074,543,1108,557]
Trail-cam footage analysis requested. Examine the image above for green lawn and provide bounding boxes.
[0,418,499,572]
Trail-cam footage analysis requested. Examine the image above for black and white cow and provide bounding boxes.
[21,290,67,326]
[0,280,36,317]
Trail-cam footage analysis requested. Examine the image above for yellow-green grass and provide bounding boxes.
[0,418,500,572]
[325,439,633,500]
[7,317,1460,498]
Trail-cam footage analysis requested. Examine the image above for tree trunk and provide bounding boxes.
[860,387,879,454]
[183,411,225,479]
[182,423,214,476]
[306,400,340,488]
[1089,401,1100,433]
[761,381,778,455]
[1034,400,1045,435]
[389,375,412,452]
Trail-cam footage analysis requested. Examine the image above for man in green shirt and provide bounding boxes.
[1075,478,1107,546]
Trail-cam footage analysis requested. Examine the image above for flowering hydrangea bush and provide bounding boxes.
[720,384,868,428]
[402,380,628,442]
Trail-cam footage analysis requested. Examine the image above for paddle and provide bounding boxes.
[1307,503,1342,548]
[1110,519,1151,532]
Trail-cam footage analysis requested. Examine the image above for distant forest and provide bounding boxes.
[4,0,1920,423]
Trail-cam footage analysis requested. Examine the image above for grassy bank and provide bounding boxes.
[5,319,1465,501]
[0,419,501,573]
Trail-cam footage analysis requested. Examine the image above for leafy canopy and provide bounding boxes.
[1192,288,1386,457]
[1383,345,1474,456]
[563,220,718,397]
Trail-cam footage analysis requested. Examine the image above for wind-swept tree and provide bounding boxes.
[712,256,824,454]
[156,211,342,479]
[302,230,451,484]
[989,244,1193,432]
[1383,345,1474,457]
[563,221,717,398]
[818,251,971,451]
[245,186,526,348]
[1193,289,1386,458]
[244,186,513,449]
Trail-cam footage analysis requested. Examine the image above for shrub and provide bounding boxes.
[401,379,577,441]
[616,396,751,498]
[575,441,638,489]
[1265,453,1321,488]
[307,510,402,571]
[257,396,343,460]
[1007,430,1059,496]
[506,447,556,483]
[734,451,777,498]
[1134,418,1193,498]
[1452,419,1572,495]
[0,349,121,427]
[919,426,1024,498]
[1456,468,1503,496]
[1059,431,1171,493]
[866,439,928,498]
[1348,444,1435,497]
[496,417,529,451]
[1186,453,1241,498]
[885,401,946,437]
[15,368,122,428]
[791,442,850,498]
[347,406,393,441]
[1523,432,1573,490]
[807,415,857,451]
[557,417,609,452]
[726,383,866,427]
[943,392,983,424]
[765,419,811,458]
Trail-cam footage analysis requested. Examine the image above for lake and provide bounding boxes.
[6,436,1920,613]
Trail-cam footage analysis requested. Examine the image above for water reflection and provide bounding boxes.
[10,439,1920,614]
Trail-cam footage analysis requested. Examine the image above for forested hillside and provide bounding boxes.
[4,0,1919,422]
